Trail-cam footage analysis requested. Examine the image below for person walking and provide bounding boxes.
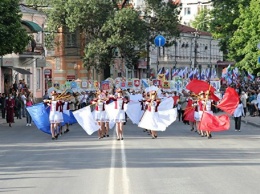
[6,94,15,127]
[0,93,6,119]
[15,93,23,119]
[25,97,33,126]
[233,100,244,132]
[110,88,129,140]
[240,91,247,117]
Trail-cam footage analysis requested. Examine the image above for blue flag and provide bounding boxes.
[26,103,51,135]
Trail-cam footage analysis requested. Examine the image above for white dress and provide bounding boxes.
[138,101,167,131]
[49,101,62,123]
[94,101,107,122]
[115,98,126,122]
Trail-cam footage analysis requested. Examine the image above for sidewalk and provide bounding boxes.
[241,114,260,127]
[0,116,28,126]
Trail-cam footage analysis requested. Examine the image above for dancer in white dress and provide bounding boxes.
[110,88,129,140]
[44,91,63,140]
[92,90,109,139]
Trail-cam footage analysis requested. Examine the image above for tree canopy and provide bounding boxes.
[228,0,260,74]
[191,8,211,32]
[197,0,260,74]
[0,0,29,56]
[26,0,180,76]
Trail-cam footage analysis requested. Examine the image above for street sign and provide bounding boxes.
[154,35,166,47]
[258,56,260,64]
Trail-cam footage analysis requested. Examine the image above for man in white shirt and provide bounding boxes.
[80,91,88,108]
[233,100,245,132]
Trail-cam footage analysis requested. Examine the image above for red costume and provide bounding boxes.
[6,98,15,123]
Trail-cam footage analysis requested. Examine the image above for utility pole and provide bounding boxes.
[192,31,200,69]
[146,35,150,79]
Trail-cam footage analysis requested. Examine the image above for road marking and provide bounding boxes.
[121,139,130,194]
[108,127,130,194]
[108,129,116,194]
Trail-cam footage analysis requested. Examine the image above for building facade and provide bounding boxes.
[0,4,46,101]
[149,24,223,78]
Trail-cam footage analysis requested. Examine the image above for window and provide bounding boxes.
[55,58,61,70]
[37,69,41,89]
[184,7,191,15]
[66,31,77,47]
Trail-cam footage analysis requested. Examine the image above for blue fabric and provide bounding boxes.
[61,110,77,125]
[26,103,51,135]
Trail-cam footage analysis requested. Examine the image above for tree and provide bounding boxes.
[27,0,180,77]
[228,0,260,74]
[0,0,29,56]
[191,9,212,32]
[209,0,248,59]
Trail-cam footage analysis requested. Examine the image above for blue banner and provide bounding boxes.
[26,103,51,135]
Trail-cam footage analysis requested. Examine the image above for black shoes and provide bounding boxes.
[64,129,69,133]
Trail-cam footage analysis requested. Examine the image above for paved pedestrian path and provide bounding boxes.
[241,114,260,127]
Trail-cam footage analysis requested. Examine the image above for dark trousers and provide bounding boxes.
[1,108,5,119]
[80,102,86,108]
[234,116,241,130]
[16,109,21,119]
[243,107,247,116]
[177,109,182,121]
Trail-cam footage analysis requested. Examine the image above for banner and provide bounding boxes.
[152,79,161,87]
[173,77,183,93]
[114,77,121,88]
[210,80,221,90]
[133,78,141,90]
[127,80,133,88]
[162,81,170,89]
[101,81,110,90]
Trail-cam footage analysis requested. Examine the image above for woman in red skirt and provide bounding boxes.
[6,94,15,127]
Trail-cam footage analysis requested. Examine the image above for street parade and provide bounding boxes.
[20,66,258,141]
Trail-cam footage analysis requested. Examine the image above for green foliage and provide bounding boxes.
[25,0,51,8]
[145,0,180,45]
[191,9,212,32]
[228,0,260,74]
[0,0,29,56]
[30,0,180,73]
[209,0,248,58]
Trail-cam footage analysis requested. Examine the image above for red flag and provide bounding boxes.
[209,92,220,102]
[199,112,230,132]
[217,87,239,115]
[184,108,195,122]
[186,79,215,94]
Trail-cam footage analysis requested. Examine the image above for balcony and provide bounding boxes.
[19,43,44,57]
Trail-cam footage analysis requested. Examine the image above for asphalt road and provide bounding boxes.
[0,118,260,194]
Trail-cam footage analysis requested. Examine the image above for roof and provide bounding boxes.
[178,24,212,36]
[19,4,44,15]
[21,20,42,33]
[216,61,235,66]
